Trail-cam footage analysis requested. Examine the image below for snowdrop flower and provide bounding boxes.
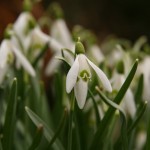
[51,19,73,49]
[66,40,112,109]
[112,72,136,118]
[30,27,50,48]
[45,18,74,76]
[138,56,150,102]
[108,45,132,75]
[13,12,36,43]
[87,44,104,65]
[0,39,35,77]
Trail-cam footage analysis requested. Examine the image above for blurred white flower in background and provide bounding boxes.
[45,18,75,76]
[0,39,35,77]
[112,73,136,118]
[138,56,150,102]
[87,44,104,65]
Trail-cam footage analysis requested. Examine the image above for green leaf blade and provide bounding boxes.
[25,106,65,150]
[2,78,17,150]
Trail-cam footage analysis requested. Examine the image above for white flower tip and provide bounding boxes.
[66,85,71,93]
[25,106,28,111]
[107,84,112,92]
[136,58,139,62]
[31,71,36,77]
[13,77,17,81]
[145,101,148,105]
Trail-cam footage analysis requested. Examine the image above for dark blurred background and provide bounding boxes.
[1,0,150,42]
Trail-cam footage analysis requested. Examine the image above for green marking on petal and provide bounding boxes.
[80,70,91,82]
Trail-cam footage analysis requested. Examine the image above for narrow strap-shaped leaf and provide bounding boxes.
[25,106,65,150]
[61,48,75,57]
[2,78,17,150]
[55,56,71,68]
[128,101,147,135]
[46,108,67,149]
[0,139,3,150]
[134,74,143,104]
[28,124,43,150]
[88,89,101,127]
[67,92,75,150]
[146,117,150,150]
[96,87,128,150]
[89,59,138,150]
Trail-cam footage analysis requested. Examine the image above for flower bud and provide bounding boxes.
[75,38,85,54]
[4,24,13,39]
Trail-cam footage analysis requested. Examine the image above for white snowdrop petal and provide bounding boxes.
[49,37,64,52]
[89,45,104,64]
[31,27,49,45]
[124,89,136,118]
[87,58,112,92]
[0,40,11,68]
[13,12,33,40]
[74,79,88,109]
[12,47,36,76]
[66,56,79,93]
[78,54,91,75]
[45,54,61,76]
[51,19,72,48]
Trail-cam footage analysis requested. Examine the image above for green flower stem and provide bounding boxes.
[146,116,150,150]
[0,139,3,150]
[88,89,101,127]
[46,108,68,149]
[96,87,128,150]
[67,92,75,150]
[2,78,17,150]
[28,124,43,150]
[128,101,147,135]
[32,43,49,67]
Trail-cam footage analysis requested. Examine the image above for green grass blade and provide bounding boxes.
[89,59,138,150]
[28,124,43,150]
[96,87,128,150]
[88,89,101,127]
[128,101,147,135]
[0,139,3,150]
[32,43,49,67]
[134,74,143,104]
[2,78,17,150]
[46,108,67,149]
[25,106,65,150]
[146,117,150,150]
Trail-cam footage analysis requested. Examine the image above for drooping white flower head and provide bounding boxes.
[112,73,136,118]
[66,41,112,109]
[45,18,75,76]
[13,12,35,42]
[138,56,150,102]
[87,44,104,65]
[28,26,50,51]
[109,45,132,75]
[0,39,35,77]
[51,19,74,49]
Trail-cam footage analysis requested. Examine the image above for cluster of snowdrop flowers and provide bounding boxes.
[112,70,136,118]
[0,10,76,82]
[66,38,112,109]
[45,15,75,76]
